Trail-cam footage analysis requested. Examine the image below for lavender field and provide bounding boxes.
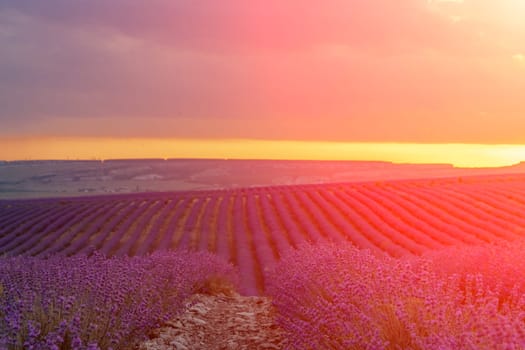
[0,251,238,349]
[268,240,525,349]
[3,174,525,294]
[3,173,525,348]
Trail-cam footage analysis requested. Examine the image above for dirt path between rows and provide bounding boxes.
[138,293,286,350]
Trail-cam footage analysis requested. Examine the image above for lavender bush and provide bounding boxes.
[267,242,525,349]
[0,250,238,350]
[420,239,525,299]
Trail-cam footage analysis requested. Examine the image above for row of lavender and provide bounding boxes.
[0,250,238,349]
[5,234,525,349]
[268,240,525,349]
[3,174,525,294]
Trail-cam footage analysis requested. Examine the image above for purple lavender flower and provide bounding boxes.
[267,241,525,349]
[0,250,238,349]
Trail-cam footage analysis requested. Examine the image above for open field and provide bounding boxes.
[2,159,525,199]
[3,173,525,295]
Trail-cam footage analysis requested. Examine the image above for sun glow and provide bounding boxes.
[497,0,525,22]
[2,137,525,168]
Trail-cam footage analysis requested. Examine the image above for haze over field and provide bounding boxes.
[3,159,525,199]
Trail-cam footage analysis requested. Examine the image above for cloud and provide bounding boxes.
[0,0,467,53]
[0,1,456,124]
[1,0,525,143]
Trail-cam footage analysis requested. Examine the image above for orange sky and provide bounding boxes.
[3,137,525,168]
[1,1,525,163]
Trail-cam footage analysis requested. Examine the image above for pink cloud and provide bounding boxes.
[1,0,525,143]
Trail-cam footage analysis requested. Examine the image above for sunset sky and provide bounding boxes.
[1,0,525,165]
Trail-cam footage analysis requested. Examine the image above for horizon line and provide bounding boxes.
[2,138,525,168]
